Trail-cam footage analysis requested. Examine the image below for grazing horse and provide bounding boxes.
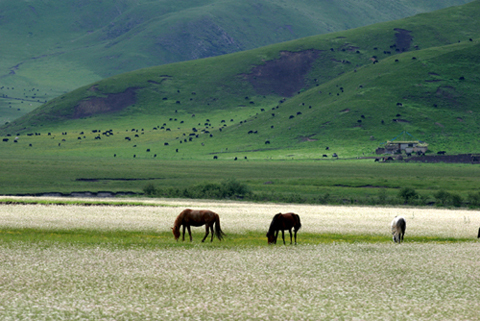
[266,212,302,245]
[172,209,225,242]
[391,216,406,243]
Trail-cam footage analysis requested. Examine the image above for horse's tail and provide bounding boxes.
[214,214,226,241]
[294,213,302,231]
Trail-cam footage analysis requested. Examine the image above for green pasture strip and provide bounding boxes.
[301,233,474,244]
[0,228,473,247]
[0,198,170,207]
[0,229,170,247]
[2,156,480,200]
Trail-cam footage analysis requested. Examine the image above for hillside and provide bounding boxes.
[0,0,474,125]
[1,1,480,160]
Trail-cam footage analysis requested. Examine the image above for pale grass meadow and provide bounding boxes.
[1,197,480,320]
[1,196,479,237]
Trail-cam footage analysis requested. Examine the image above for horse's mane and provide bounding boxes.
[267,213,282,235]
[173,209,187,230]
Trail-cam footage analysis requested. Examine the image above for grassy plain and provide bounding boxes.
[1,153,480,205]
[0,198,479,319]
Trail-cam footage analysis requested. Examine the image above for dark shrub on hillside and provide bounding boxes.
[398,187,418,204]
[220,178,252,198]
[183,183,224,199]
[450,193,463,207]
[377,189,388,204]
[434,190,451,206]
[467,192,480,207]
[143,183,157,196]
[158,179,252,200]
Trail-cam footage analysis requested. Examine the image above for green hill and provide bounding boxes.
[0,0,474,124]
[1,1,480,160]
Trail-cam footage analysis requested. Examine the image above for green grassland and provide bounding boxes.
[1,154,480,206]
[1,2,480,202]
[2,2,480,155]
[0,228,471,246]
[0,0,474,124]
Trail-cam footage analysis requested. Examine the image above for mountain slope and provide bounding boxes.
[1,1,480,159]
[0,0,474,124]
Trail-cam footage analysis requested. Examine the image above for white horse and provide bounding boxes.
[391,216,406,243]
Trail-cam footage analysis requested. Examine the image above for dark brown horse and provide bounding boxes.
[266,212,302,245]
[172,209,225,242]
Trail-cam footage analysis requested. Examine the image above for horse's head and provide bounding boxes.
[172,226,180,240]
[266,232,276,244]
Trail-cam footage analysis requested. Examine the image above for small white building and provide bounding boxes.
[376,140,428,155]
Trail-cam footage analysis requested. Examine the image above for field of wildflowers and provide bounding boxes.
[1,197,479,319]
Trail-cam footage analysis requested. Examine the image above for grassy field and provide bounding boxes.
[0,198,479,319]
[1,154,480,207]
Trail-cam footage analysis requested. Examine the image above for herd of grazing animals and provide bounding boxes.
[172,209,412,245]
[2,98,344,160]
[5,37,456,157]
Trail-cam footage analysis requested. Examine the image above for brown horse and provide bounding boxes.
[266,212,302,245]
[172,209,225,242]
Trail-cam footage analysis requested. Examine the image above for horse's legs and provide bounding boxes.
[201,224,210,242]
[186,225,192,242]
[274,231,279,244]
[288,228,293,244]
[182,225,186,241]
[281,230,286,245]
[294,229,297,245]
[210,224,214,242]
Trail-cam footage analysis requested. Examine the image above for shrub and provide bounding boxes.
[434,190,451,206]
[377,189,387,204]
[221,178,252,198]
[197,183,224,198]
[142,183,157,196]
[467,192,480,207]
[450,193,463,207]
[417,193,430,206]
[287,193,306,203]
[398,187,418,204]
[172,179,252,200]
